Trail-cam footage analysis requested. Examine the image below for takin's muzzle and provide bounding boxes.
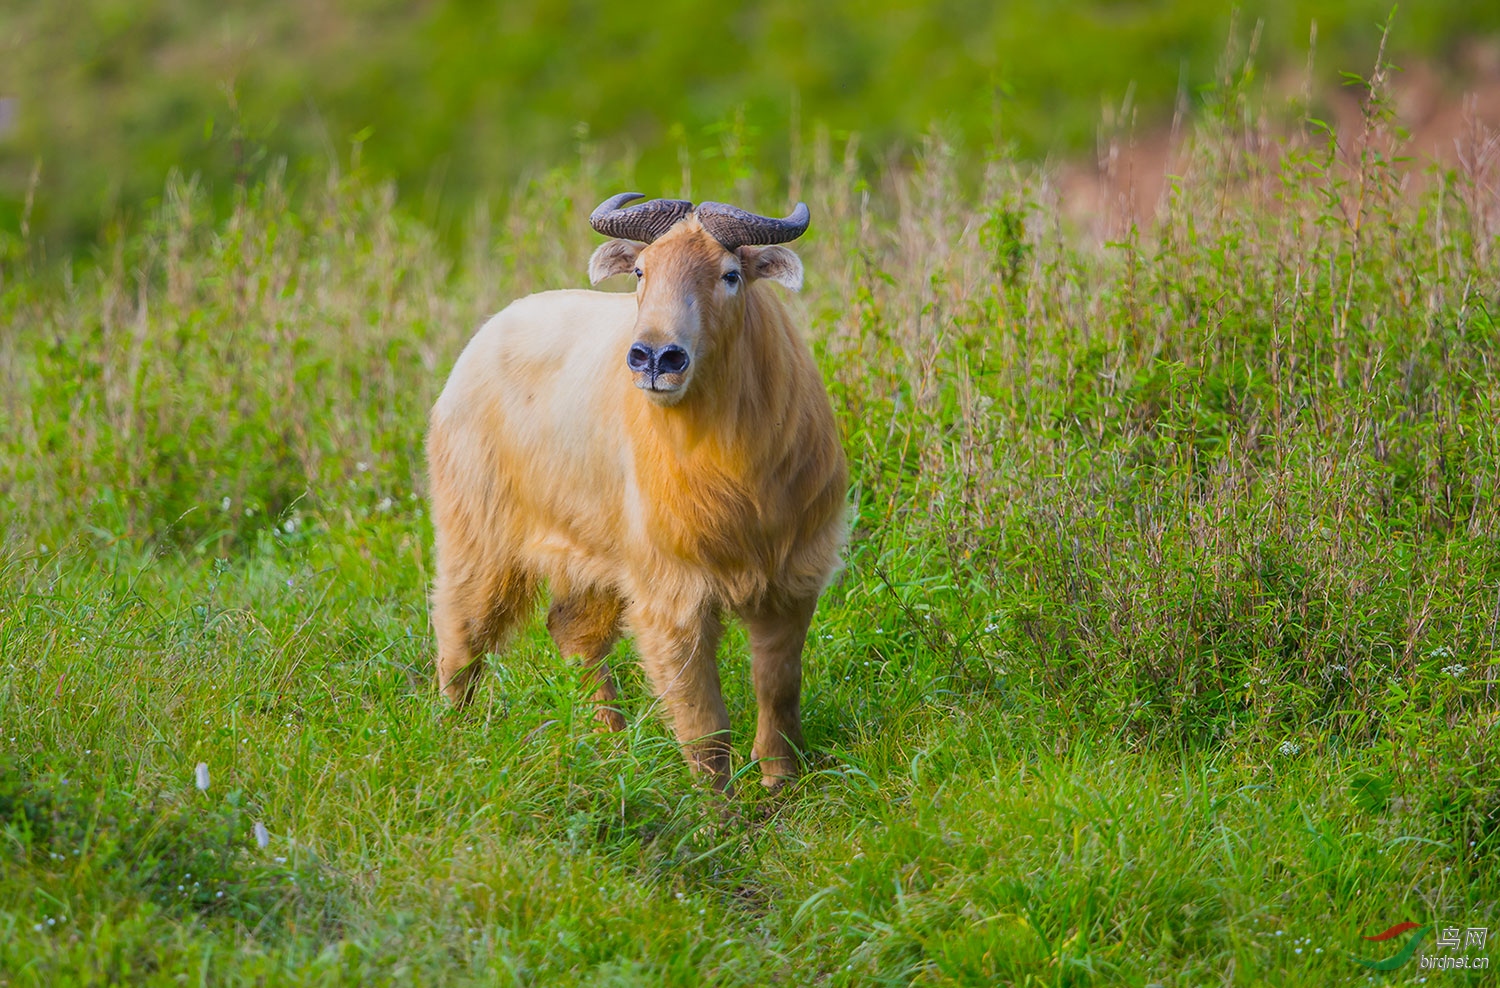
[626,340,691,395]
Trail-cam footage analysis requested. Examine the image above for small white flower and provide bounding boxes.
[38,544,48,554]
[195,762,210,791]
[1277,740,1301,757]
[1429,646,1453,659]
[282,517,299,534]
[356,461,370,473]
[1441,663,1468,677]
[254,822,270,848]
[377,496,394,512]
[221,496,232,511]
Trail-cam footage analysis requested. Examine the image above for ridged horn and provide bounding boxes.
[589,193,695,243]
[695,201,810,251]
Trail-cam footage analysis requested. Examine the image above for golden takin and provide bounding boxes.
[427,194,847,788]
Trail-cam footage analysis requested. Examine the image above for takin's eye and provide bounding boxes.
[633,267,643,279]
[722,270,741,288]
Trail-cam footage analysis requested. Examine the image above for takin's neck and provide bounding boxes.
[629,288,801,484]
[624,289,818,575]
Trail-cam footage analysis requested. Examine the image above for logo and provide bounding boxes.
[1350,923,1433,971]
[1349,922,1490,973]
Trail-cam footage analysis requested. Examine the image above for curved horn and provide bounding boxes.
[695,201,810,251]
[589,193,694,243]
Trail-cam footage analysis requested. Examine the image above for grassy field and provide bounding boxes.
[5,0,1500,251]
[2,66,1499,985]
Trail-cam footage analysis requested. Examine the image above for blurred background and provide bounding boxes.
[2,0,1498,255]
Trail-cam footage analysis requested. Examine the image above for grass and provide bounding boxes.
[5,0,1500,251]
[2,56,1498,985]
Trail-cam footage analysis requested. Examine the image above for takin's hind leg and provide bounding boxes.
[547,584,627,731]
[432,560,536,708]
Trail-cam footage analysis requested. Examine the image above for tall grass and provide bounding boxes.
[2,56,1498,985]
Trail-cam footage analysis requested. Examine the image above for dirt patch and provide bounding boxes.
[1056,41,1500,238]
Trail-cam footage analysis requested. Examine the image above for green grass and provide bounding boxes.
[5,0,1500,251]
[2,63,1498,985]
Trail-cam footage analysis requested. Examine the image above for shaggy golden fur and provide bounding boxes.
[427,217,847,787]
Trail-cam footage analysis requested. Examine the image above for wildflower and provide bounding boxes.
[195,762,210,791]
[254,821,270,848]
[220,496,231,511]
[1441,664,1468,677]
[1277,740,1301,757]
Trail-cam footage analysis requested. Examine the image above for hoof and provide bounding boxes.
[593,705,627,732]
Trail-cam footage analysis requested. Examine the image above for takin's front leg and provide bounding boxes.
[547,584,627,732]
[739,594,818,787]
[628,601,731,788]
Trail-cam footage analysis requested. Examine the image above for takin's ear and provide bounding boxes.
[737,245,804,292]
[588,239,645,285]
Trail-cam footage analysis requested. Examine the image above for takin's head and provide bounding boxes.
[587,194,807,406]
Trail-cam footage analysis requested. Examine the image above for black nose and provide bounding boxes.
[626,342,691,376]
[627,342,653,373]
[656,345,689,375]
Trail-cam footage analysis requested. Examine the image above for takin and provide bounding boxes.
[426,194,847,788]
